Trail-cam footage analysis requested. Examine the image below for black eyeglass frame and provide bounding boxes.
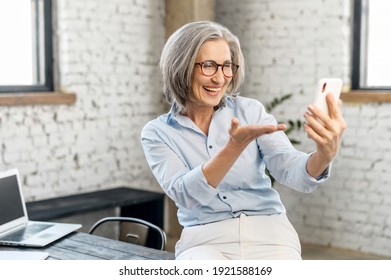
[194,61,239,78]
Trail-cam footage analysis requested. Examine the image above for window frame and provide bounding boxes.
[351,0,391,91]
[0,0,54,94]
[344,0,391,103]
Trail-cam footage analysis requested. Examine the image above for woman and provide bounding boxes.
[141,21,346,259]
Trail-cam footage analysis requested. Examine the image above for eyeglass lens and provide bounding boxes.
[201,61,238,77]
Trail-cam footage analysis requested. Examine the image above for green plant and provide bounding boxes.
[266,93,303,143]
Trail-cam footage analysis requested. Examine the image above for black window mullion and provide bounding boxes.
[351,0,362,90]
[43,0,54,92]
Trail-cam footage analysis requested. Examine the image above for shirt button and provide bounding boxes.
[223,196,227,199]
[209,145,213,149]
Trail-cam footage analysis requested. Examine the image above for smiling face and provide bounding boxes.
[190,39,233,113]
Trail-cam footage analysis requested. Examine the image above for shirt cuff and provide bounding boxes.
[305,152,332,182]
[315,163,332,181]
[182,165,219,206]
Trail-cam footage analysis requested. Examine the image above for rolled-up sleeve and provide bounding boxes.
[253,102,330,193]
[141,123,218,209]
[258,133,320,193]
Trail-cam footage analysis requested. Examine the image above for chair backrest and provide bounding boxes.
[88,217,167,250]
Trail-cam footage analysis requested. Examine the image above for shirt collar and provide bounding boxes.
[164,96,235,127]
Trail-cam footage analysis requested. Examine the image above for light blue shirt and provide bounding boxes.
[141,96,329,227]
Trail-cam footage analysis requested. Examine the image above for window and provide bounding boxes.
[0,0,53,93]
[352,0,391,90]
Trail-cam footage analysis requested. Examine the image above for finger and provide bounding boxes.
[304,112,329,137]
[304,104,330,129]
[328,97,347,132]
[230,117,240,132]
[247,124,282,137]
[304,123,326,145]
[326,92,339,119]
[277,123,287,131]
[337,99,342,107]
[261,124,286,135]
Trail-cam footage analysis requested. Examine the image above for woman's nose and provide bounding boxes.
[211,67,225,83]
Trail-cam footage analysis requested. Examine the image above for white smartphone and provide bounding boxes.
[313,78,343,115]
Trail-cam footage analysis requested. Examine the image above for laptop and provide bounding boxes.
[0,169,82,247]
[0,250,49,260]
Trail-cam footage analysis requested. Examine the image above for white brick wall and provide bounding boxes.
[217,0,391,257]
[1,0,390,258]
[0,0,165,200]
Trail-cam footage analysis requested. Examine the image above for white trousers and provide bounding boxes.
[175,213,301,260]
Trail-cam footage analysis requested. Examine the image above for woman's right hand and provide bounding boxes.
[228,117,287,150]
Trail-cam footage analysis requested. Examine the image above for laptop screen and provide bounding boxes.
[0,174,25,225]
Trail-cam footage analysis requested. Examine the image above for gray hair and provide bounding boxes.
[159,21,245,113]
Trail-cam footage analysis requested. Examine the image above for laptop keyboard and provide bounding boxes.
[1,224,53,242]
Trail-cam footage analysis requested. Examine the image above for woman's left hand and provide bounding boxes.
[304,92,347,176]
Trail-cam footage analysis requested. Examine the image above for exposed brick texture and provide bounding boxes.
[1,0,389,257]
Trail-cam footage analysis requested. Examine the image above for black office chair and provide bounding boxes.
[88,217,167,251]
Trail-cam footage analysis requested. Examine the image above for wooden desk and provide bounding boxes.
[0,232,175,260]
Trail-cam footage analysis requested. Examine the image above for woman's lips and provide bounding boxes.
[203,86,221,96]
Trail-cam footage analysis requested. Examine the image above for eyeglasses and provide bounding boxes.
[194,60,239,78]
